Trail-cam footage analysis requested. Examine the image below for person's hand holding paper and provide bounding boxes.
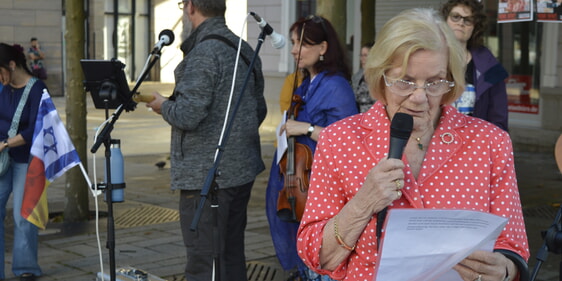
[375,209,507,281]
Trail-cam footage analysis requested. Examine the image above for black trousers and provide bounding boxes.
[180,181,254,281]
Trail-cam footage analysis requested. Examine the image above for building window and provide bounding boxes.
[484,3,540,115]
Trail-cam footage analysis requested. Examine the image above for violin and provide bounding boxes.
[277,87,313,223]
[276,24,312,223]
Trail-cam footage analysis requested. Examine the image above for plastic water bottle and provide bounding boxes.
[105,139,124,202]
[454,84,476,115]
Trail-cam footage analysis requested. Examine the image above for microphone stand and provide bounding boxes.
[90,51,162,281]
[190,30,267,281]
[530,204,562,281]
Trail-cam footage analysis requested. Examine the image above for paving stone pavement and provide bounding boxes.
[1,83,561,280]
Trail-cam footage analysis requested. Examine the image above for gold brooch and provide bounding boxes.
[440,132,454,144]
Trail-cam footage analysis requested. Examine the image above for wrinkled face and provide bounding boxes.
[290,30,326,76]
[384,49,449,131]
[446,5,475,45]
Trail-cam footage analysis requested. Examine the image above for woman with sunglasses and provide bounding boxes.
[265,15,358,280]
[296,8,528,280]
[441,0,510,131]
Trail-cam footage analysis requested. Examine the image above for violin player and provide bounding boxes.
[265,15,358,280]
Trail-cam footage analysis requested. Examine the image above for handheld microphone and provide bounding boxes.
[250,12,286,49]
[377,112,413,250]
[388,113,414,159]
[152,29,175,54]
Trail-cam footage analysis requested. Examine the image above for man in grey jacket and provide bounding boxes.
[146,0,266,280]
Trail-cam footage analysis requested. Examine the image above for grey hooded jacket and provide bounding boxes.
[161,17,266,190]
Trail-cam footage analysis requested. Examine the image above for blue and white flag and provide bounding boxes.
[22,89,81,229]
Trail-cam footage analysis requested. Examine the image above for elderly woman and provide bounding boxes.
[297,8,529,281]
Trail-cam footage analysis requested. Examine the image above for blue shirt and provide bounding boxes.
[291,71,358,154]
[0,81,45,163]
[266,71,358,271]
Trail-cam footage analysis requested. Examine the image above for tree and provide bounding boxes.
[63,0,90,222]
[317,0,347,50]
[316,0,376,62]
[361,0,376,46]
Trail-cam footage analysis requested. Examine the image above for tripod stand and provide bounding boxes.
[81,52,163,281]
[530,134,562,281]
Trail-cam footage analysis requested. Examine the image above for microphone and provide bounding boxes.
[377,112,413,250]
[250,12,286,49]
[152,29,175,54]
[388,113,414,159]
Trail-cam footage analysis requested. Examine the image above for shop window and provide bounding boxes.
[484,3,540,115]
[104,0,150,81]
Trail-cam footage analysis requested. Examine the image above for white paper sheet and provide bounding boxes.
[375,209,508,281]
[276,110,288,165]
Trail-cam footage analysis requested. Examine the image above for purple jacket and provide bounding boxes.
[471,46,509,131]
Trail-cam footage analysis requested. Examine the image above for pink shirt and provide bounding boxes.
[297,102,529,280]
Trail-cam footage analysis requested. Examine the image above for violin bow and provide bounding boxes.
[288,22,306,119]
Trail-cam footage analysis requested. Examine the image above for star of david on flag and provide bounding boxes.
[21,89,82,229]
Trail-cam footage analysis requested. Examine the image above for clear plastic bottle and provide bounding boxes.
[453,84,476,116]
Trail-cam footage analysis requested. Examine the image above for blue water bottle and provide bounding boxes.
[105,139,125,202]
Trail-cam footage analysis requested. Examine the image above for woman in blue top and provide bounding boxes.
[0,43,44,281]
[265,15,358,280]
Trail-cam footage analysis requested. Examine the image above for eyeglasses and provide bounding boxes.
[305,15,328,36]
[178,1,187,10]
[383,73,455,97]
[448,12,474,26]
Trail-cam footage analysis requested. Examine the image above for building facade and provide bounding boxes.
[0,0,559,149]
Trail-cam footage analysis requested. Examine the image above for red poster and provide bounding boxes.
[537,0,562,22]
[506,75,539,114]
[498,0,533,22]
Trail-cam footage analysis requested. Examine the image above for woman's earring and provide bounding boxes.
[319,54,324,61]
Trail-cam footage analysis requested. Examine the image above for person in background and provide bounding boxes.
[297,8,529,280]
[266,15,358,281]
[27,38,46,80]
[0,43,45,281]
[351,41,375,113]
[145,0,266,279]
[441,0,509,131]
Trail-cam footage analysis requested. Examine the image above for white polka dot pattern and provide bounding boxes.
[296,104,529,280]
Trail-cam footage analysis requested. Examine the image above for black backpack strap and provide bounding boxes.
[201,34,258,81]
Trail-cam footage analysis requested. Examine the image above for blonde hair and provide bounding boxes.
[364,8,465,105]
